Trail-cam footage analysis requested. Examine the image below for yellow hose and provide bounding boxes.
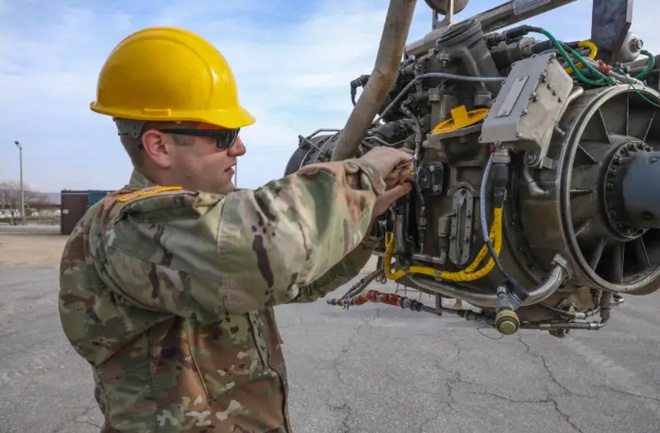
[565,40,598,75]
[384,207,503,282]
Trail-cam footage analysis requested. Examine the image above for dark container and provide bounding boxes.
[88,190,111,208]
[60,190,89,236]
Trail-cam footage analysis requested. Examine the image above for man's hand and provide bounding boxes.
[373,182,412,216]
[359,147,414,187]
[358,147,414,216]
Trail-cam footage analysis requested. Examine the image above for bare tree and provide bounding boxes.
[0,181,38,224]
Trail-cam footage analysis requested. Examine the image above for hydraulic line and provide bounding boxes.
[479,153,528,303]
[383,207,502,282]
[564,40,598,75]
[636,50,656,79]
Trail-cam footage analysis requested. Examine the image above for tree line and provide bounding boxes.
[0,181,54,224]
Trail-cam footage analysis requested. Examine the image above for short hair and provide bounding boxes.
[116,119,196,168]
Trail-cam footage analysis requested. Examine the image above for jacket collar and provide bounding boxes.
[127,169,155,189]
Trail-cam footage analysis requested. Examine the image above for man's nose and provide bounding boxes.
[228,135,246,157]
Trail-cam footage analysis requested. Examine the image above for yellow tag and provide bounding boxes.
[117,186,182,203]
[450,105,470,128]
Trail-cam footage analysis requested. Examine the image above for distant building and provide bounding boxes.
[60,190,114,235]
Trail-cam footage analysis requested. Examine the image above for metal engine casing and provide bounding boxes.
[284,2,660,327]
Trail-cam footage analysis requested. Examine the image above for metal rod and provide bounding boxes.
[14,140,25,226]
[474,0,578,33]
[405,0,579,57]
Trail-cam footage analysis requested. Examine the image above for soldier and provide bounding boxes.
[58,26,413,432]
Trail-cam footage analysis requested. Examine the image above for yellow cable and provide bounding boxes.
[383,208,503,282]
[565,40,598,75]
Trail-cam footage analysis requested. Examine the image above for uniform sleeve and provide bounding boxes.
[291,221,381,303]
[94,159,385,323]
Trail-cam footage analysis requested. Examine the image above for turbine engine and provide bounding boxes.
[284,0,660,337]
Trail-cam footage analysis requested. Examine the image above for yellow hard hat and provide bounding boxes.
[90,26,255,129]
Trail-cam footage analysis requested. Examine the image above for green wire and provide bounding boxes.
[636,50,655,79]
[533,28,615,86]
[620,72,660,109]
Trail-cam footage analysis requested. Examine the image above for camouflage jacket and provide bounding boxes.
[59,159,385,433]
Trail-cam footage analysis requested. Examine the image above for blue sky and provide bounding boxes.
[0,0,657,193]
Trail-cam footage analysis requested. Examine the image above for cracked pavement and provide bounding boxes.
[1,266,659,432]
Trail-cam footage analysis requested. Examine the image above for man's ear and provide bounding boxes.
[141,129,173,169]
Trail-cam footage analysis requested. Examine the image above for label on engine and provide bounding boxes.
[513,0,551,15]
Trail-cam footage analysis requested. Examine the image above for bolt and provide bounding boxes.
[552,90,557,96]
[433,185,440,192]
[547,83,553,90]
[526,153,538,164]
[429,165,435,172]
[516,132,522,139]
[628,142,636,150]
[558,97,563,103]
[646,146,653,151]
[531,92,538,102]
[631,38,644,51]
[521,109,528,116]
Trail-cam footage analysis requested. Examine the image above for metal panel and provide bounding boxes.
[591,0,634,63]
[60,191,89,236]
[480,53,573,165]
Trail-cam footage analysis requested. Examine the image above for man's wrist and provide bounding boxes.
[346,158,386,196]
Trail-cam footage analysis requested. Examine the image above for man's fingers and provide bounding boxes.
[381,182,413,202]
[373,182,413,216]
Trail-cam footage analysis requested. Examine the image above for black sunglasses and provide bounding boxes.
[157,127,240,150]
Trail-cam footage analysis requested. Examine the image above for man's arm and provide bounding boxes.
[94,159,385,323]
[291,221,381,303]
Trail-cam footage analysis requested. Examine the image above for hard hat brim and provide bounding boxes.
[90,102,256,129]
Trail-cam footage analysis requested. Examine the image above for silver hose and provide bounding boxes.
[409,262,567,308]
[479,154,494,244]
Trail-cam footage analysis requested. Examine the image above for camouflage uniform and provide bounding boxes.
[59,159,385,432]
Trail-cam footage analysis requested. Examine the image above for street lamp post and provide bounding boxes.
[14,141,25,226]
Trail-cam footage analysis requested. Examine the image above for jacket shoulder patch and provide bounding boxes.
[117,186,183,203]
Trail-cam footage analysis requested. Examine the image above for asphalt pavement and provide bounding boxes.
[0,265,659,433]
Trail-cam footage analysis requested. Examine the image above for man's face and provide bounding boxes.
[169,133,246,194]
